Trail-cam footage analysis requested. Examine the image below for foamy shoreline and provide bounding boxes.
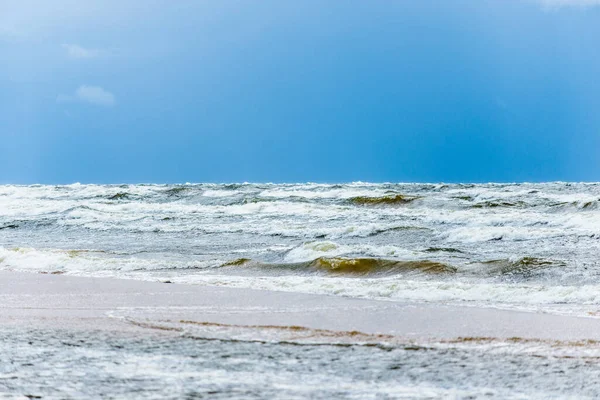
[2,270,600,343]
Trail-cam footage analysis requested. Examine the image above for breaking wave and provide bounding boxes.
[220,257,456,276]
[348,194,418,206]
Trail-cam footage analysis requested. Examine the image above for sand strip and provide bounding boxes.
[2,271,600,341]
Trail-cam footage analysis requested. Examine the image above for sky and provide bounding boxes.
[1,0,600,184]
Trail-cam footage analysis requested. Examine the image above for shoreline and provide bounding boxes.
[2,270,600,342]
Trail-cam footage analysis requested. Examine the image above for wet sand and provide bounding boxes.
[2,271,600,342]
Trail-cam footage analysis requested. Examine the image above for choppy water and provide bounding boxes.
[2,182,600,316]
[2,328,600,399]
[3,183,600,398]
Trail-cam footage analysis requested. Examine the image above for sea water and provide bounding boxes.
[2,182,600,315]
[2,182,600,398]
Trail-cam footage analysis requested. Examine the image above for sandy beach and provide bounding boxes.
[3,271,600,342]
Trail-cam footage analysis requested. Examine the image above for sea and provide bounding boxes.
[2,182,600,399]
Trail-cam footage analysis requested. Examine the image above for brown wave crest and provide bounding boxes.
[309,257,455,275]
[220,257,456,276]
[348,194,418,206]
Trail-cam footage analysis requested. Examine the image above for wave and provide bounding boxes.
[220,257,456,276]
[107,192,131,200]
[162,187,190,196]
[424,247,464,254]
[310,257,455,275]
[348,194,418,206]
[222,254,563,279]
[549,199,600,211]
[480,257,564,277]
[0,224,19,230]
[222,258,252,267]
[367,226,431,237]
[471,200,528,208]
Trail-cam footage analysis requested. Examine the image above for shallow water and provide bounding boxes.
[2,328,600,399]
[2,182,600,316]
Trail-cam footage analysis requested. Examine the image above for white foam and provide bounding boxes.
[283,241,419,262]
[170,274,600,317]
[0,247,219,274]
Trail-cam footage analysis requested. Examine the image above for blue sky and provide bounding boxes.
[1,0,600,183]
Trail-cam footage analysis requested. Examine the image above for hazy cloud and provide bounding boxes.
[57,85,116,107]
[76,86,115,106]
[62,43,104,59]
